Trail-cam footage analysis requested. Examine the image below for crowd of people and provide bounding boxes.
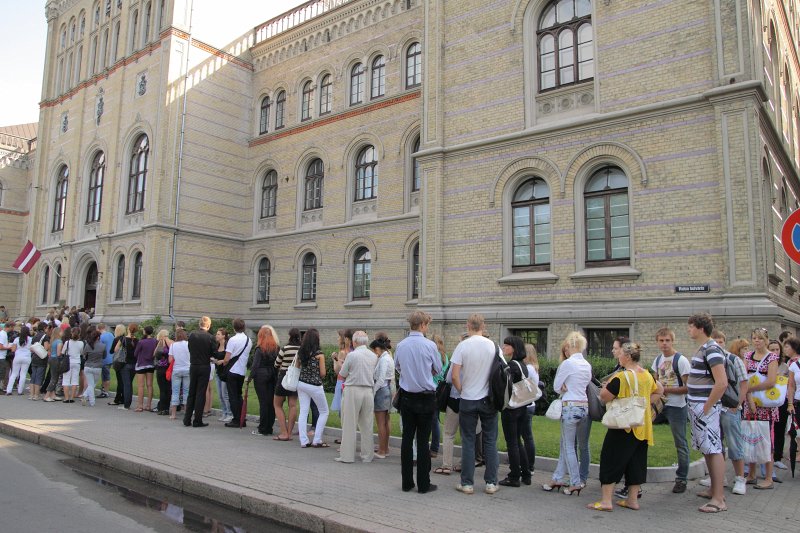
[1,306,798,515]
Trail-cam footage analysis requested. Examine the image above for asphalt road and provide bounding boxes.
[0,433,294,533]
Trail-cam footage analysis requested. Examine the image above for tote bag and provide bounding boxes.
[545,398,562,420]
[280,355,300,392]
[508,360,541,408]
[748,356,788,408]
[741,419,771,464]
[601,370,646,430]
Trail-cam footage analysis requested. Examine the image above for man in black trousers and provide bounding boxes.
[184,316,216,427]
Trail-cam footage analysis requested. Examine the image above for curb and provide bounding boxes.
[0,418,403,533]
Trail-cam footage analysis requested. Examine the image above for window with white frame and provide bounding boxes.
[301,81,314,121]
[261,170,277,218]
[352,247,371,300]
[86,151,105,223]
[511,177,551,270]
[406,42,422,88]
[355,146,377,201]
[53,165,69,232]
[584,166,630,265]
[259,96,270,134]
[371,55,385,98]
[319,74,332,115]
[127,134,149,214]
[350,63,365,105]
[301,253,317,301]
[275,90,286,129]
[537,0,593,91]
[257,257,270,304]
[305,158,324,210]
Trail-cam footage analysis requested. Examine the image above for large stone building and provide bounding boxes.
[19,0,800,357]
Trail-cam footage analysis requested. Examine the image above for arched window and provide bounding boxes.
[257,258,270,304]
[131,252,143,299]
[42,265,50,305]
[53,165,69,232]
[261,170,278,218]
[115,255,125,300]
[112,21,121,63]
[157,0,165,31]
[537,0,593,91]
[259,96,270,134]
[127,134,149,214]
[355,146,378,201]
[411,242,420,299]
[100,28,108,69]
[352,247,371,300]
[86,151,105,223]
[305,158,324,210]
[512,177,551,270]
[75,45,83,82]
[371,55,385,98]
[275,90,286,129]
[319,74,332,115]
[584,166,630,265]
[54,264,62,304]
[142,2,152,46]
[301,80,314,121]
[350,63,365,105]
[130,9,139,53]
[412,135,421,191]
[406,42,422,88]
[301,253,317,301]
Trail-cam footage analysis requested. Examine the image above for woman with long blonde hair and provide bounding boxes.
[250,325,281,436]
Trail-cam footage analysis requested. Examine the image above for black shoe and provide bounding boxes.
[97,392,108,399]
[108,401,122,405]
[614,486,643,499]
[177,405,183,412]
[402,484,416,492]
[499,477,520,487]
[183,420,192,427]
[225,421,241,428]
[672,480,687,493]
[521,478,532,486]
[192,421,209,427]
[419,484,437,494]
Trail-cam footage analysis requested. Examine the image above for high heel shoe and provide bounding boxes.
[563,485,583,496]
[542,482,565,492]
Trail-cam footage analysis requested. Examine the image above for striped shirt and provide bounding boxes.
[275,344,299,372]
[687,339,724,403]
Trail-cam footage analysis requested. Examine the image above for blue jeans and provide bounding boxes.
[430,410,441,453]
[171,369,190,406]
[552,405,589,486]
[458,397,499,487]
[663,405,690,481]
[216,375,231,417]
[720,408,744,461]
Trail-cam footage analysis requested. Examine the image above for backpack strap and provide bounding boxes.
[673,353,684,388]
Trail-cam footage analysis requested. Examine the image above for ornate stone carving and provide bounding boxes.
[536,84,595,123]
[137,72,147,96]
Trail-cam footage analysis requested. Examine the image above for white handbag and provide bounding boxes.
[545,398,562,420]
[31,342,48,360]
[601,370,646,430]
[748,356,788,408]
[508,360,541,408]
[280,355,300,392]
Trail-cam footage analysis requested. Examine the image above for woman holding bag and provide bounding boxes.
[543,332,592,495]
[499,336,533,487]
[588,342,661,512]
[296,328,329,448]
[742,328,780,489]
[273,328,301,441]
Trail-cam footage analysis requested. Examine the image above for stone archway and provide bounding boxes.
[83,262,98,310]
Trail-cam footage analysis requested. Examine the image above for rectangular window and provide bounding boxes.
[584,328,629,358]
[510,328,548,360]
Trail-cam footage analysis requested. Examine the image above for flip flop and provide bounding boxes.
[434,467,451,475]
[753,483,774,490]
[313,442,330,448]
[696,491,712,499]
[134,408,143,412]
[586,502,613,512]
[273,436,291,441]
[698,503,727,513]
[616,500,639,510]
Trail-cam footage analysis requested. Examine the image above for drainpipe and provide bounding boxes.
[168,0,194,325]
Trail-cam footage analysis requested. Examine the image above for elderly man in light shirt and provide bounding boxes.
[336,331,378,463]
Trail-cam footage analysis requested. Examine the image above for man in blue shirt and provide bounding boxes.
[98,323,115,399]
[395,311,442,493]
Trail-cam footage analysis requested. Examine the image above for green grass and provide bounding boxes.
[111,374,700,467]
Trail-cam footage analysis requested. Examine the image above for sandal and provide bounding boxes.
[698,503,727,513]
[434,467,451,475]
[134,408,144,412]
[453,465,462,472]
[586,502,613,512]
[616,500,639,510]
[273,435,292,441]
[753,483,774,490]
[312,442,330,448]
[696,491,712,499]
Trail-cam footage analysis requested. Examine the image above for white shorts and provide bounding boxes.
[689,402,723,455]
[62,365,81,387]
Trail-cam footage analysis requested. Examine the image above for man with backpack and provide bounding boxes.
[451,313,500,495]
[650,327,691,493]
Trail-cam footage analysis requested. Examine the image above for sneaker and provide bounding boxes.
[614,486,643,499]
[774,461,788,470]
[118,405,129,410]
[222,415,234,423]
[97,392,108,399]
[698,476,728,487]
[484,483,499,494]
[218,415,227,421]
[732,476,747,495]
[672,480,687,493]
[455,484,474,495]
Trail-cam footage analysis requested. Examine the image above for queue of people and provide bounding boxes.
[1,309,798,517]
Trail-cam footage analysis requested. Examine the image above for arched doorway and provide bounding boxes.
[84,262,98,310]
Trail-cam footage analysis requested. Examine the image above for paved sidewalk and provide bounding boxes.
[1,397,798,532]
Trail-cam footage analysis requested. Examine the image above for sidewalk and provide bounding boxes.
[1,397,798,532]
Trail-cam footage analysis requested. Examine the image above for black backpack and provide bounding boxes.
[488,344,512,411]
[702,344,739,408]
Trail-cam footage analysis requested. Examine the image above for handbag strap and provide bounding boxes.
[512,359,529,379]
[621,369,638,396]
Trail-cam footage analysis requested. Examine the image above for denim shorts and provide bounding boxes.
[374,385,391,411]
[720,408,744,461]
[31,366,46,385]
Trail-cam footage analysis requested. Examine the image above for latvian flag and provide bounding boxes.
[12,241,42,274]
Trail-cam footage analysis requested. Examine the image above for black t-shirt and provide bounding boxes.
[188,329,216,366]
[30,333,50,367]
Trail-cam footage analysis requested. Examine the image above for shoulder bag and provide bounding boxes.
[601,370,646,430]
[748,354,788,408]
[508,360,540,408]
[435,379,451,412]
[586,377,606,422]
[31,341,48,359]
[280,354,300,392]
[58,340,71,374]
[112,338,127,370]
[219,339,250,383]
[545,397,562,420]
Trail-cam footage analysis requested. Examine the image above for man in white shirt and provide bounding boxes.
[337,331,377,464]
[0,322,11,390]
[452,313,500,495]
[650,327,691,493]
[220,318,252,428]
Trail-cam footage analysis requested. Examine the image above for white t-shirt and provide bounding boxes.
[12,338,33,361]
[0,330,8,359]
[225,333,251,376]
[526,364,540,385]
[168,340,191,373]
[651,352,692,407]
[450,335,496,401]
[63,339,85,365]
